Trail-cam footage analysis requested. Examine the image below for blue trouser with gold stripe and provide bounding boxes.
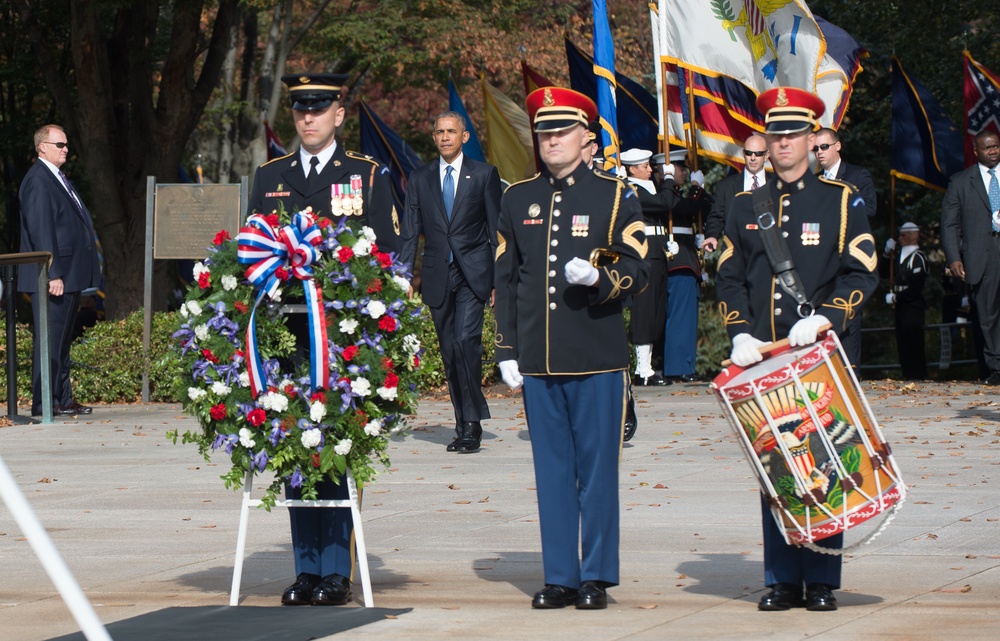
[522,371,625,588]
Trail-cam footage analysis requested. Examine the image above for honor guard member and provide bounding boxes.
[494,87,649,610]
[716,87,879,612]
[661,150,706,383]
[884,222,928,379]
[621,147,679,386]
[247,73,400,254]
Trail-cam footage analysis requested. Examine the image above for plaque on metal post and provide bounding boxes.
[152,183,244,260]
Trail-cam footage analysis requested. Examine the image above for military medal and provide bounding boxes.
[571,215,590,237]
[528,204,541,218]
[801,223,820,246]
[330,175,365,217]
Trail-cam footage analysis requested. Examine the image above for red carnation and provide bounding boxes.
[337,246,354,263]
[384,372,399,388]
[311,453,321,468]
[247,408,266,426]
[265,213,280,227]
[413,355,420,368]
[367,278,382,294]
[381,357,394,369]
[378,316,397,332]
[376,252,392,268]
[283,384,296,395]
[213,230,231,245]
[234,301,248,314]
[342,345,359,361]
[311,391,327,404]
[201,349,219,364]
[234,349,244,359]
[209,403,227,420]
[198,272,211,289]
[316,217,331,228]
[275,266,290,281]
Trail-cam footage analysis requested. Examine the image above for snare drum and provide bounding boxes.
[712,331,905,546]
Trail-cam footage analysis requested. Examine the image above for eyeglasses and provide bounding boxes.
[42,141,69,149]
[812,143,834,152]
[743,150,766,157]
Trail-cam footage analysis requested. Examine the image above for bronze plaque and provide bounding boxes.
[153,184,242,259]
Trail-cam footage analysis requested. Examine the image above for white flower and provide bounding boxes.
[376,386,398,401]
[221,274,239,291]
[188,387,207,401]
[300,429,322,448]
[180,304,189,318]
[310,401,327,423]
[351,377,372,397]
[194,324,210,341]
[279,378,295,390]
[364,419,382,436]
[238,427,255,448]
[211,381,231,397]
[392,275,411,292]
[365,300,387,319]
[259,391,289,413]
[186,300,203,317]
[339,318,359,335]
[238,371,250,387]
[193,261,210,279]
[334,438,353,455]
[353,238,372,256]
[271,288,282,302]
[361,226,377,242]
[403,334,421,355]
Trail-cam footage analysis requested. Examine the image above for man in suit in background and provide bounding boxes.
[942,129,1000,385]
[18,124,100,417]
[703,134,768,253]
[400,111,501,453]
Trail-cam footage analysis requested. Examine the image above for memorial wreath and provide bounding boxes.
[169,207,423,508]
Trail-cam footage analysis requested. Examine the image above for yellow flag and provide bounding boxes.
[481,77,535,184]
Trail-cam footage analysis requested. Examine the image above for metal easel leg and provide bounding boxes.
[229,469,255,606]
[346,473,373,607]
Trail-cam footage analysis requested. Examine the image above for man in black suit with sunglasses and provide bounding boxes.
[704,134,769,253]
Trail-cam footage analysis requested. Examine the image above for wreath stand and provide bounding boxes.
[229,468,374,607]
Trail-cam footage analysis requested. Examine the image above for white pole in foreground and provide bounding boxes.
[0,454,112,641]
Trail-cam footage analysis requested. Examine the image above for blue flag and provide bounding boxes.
[358,100,424,213]
[592,0,620,165]
[448,79,486,162]
[891,57,963,191]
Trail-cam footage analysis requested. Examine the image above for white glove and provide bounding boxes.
[498,360,523,390]
[690,169,705,186]
[730,333,767,367]
[662,163,675,179]
[695,233,705,249]
[885,292,896,305]
[666,240,680,256]
[788,314,831,347]
[884,238,896,255]
[614,164,627,179]
[565,257,599,286]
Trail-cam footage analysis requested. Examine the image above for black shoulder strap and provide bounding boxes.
[750,187,815,318]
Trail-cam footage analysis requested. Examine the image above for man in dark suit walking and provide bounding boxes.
[18,124,100,417]
[942,130,1000,385]
[400,111,501,453]
[703,134,768,253]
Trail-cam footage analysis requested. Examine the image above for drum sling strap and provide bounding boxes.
[751,187,829,319]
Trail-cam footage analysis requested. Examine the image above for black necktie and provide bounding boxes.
[307,156,319,187]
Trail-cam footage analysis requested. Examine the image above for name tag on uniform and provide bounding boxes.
[265,191,291,198]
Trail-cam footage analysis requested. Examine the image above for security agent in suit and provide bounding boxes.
[813,127,877,368]
[703,134,769,253]
[716,87,879,612]
[621,147,678,386]
[247,73,400,254]
[17,124,100,417]
[883,222,928,380]
[400,111,501,453]
[941,129,1000,386]
[247,73,381,607]
[494,87,648,610]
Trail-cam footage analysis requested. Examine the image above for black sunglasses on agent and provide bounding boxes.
[812,143,833,152]
[743,150,766,157]
[42,141,69,149]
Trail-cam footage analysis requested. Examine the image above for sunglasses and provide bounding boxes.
[743,150,766,157]
[812,143,834,152]
[42,141,69,149]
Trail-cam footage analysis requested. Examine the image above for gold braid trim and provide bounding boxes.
[848,233,877,272]
[495,231,507,261]
[598,268,633,304]
[608,181,622,246]
[718,301,747,326]
[622,220,648,258]
[838,186,849,254]
[822,290,864,331]
[717,236,734,271]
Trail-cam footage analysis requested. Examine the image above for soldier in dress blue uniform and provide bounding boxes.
[494,87,649,610]
[716,87,879,612]
[247,73,400,254]
[244,73,397,607]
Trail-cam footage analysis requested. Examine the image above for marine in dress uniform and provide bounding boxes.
[245,73,391,607]
[715,87,879,612]
[494,87,649,610]
[621,147,679,386]
[884,222,928,380]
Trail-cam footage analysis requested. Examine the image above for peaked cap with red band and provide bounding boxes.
[526,87,598,133]
[756,87,825,135]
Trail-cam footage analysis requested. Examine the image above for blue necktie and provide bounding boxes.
[988,168,1000,231]
[58,170,86,223]
[443,165,455,220]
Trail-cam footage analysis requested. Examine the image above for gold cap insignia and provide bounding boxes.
[543,87,554,107]
[776,88,788,107]
[300,76,311,84]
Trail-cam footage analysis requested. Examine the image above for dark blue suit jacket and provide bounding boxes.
[942,163,997,286]
[17,160,100,293]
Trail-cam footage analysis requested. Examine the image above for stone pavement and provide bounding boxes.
[1,380,999,640]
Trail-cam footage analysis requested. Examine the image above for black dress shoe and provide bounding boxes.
[281,572,321,606]
[677,373,701,383]
[531,584,578,609]
[632,374,670,386]
[67,401,93,414]
[758,583,804,611]
[805,583,838,611]
[985,371,1000,386]
[575,580,608,610]
[31,404,79,417]
[623,394,637,442]
[312,573,352,605]
[454,421,483,453]
[446,425,463,452]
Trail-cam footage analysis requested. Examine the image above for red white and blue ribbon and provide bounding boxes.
[237,211,329,397]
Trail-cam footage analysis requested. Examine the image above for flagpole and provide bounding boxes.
[889,173,896,290]
[658,0,669,154]
[685,68,698,171]
[650,2,665,154]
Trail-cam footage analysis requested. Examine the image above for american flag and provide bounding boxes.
[963,51,1000,166]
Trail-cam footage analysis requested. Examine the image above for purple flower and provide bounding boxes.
[251,450,269,473]
[212,433,238,454]
[289,469,304,489]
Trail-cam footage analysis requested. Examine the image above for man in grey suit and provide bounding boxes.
[18,124,101,416]
[703,134,768,253]
[942,130,1000,386]
[400,111,502,452]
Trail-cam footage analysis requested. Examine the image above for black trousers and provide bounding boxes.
[29,290,81,412]
[628,252,666,345]
[895,305,927,380]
